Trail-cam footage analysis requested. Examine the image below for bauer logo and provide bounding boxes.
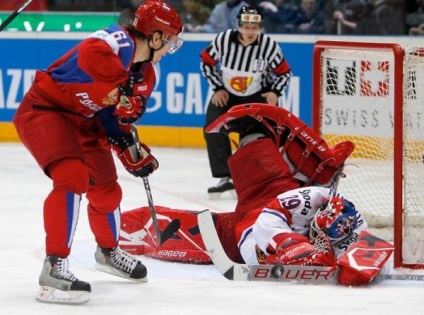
[249,265,335,283]
[157,250,187,258]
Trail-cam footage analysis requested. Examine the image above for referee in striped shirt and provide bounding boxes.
[200,5,292,197]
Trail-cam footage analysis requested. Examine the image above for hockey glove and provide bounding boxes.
[109,133,158,177]
[114,94,147,124]
[264,233,336,267]
[119,62,145,96]
[115,67,148,124]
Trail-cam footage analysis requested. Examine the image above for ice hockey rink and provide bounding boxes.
[1,143,423,314]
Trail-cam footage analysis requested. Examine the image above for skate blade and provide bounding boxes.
[208,189,237,200]
[95,263,148,282]
[36,286,90,305]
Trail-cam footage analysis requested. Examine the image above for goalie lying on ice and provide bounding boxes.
[119,104,394,286]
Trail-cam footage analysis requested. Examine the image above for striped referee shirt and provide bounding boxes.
[200,29,292,97]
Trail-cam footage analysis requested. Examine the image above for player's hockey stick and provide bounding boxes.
[0,0,33,32]
[197,209,337,283]
[130,125,180,245]
[197,209,424,284]
[142,176,181,245]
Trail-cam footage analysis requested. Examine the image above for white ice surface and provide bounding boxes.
[1,143,424,314]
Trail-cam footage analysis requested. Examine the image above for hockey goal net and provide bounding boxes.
[312,40,424,269]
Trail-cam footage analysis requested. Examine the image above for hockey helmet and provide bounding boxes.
[237,6,262,27]
[132,0,184,53]
[310,197,358,242]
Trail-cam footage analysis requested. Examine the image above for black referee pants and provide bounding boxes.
[203,91,267,178]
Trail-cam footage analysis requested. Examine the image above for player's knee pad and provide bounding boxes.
[87,181,122,214]
[49,159,89,195]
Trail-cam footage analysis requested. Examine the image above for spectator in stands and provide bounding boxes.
[203,0,225,8]
[366,0,404,35]
[290,0,325,34]
[200,0,249,33]
[48,0,113,11]
[117,0,144,26]
[203,0,256,9]
[117,1,184,27]
[257,0,298,33]
[0,0,47,10]
[409,23,424,35]
[332,0,403,35]
[117,0,144,9]
[407,0,424,35]
[163,0,184,13]
[180,0,211,32]
[325,0,364,34]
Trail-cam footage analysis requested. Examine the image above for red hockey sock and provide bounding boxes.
[44,159,88,257]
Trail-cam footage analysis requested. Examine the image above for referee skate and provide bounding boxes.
[208,177,237,199]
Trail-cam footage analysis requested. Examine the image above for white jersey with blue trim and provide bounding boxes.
[238,186,368,264]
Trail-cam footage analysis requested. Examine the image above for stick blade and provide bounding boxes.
[158,219,181,245]
[197,209,244,280]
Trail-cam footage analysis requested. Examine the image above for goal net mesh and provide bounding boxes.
[316,44,424,266]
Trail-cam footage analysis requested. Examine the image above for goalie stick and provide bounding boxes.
[197,209,424,284]
[0,0,33,32]
[130,125,180,245]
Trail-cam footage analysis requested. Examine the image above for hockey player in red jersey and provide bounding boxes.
[120,103,393,286]
[13,0,183,305]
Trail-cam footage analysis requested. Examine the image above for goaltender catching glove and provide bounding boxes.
[264,233,336,267]
[109,132,158,178]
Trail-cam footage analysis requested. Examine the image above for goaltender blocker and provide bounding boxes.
[120,104,394,286]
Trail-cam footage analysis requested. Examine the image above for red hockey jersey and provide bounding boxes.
[32,24,156,118]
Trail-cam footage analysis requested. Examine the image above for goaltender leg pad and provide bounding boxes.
[337,230,394,286]
[206,103,354,187]
[216,212,244,263]
[120,206,212,263]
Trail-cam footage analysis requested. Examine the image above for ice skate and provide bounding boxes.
[95,246,148,282]
[208,177,237,199]
[36,255,91,305]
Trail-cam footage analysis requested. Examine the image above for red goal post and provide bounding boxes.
[312,40,424,269]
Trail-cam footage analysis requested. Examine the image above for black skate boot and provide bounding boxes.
[95,246,148,281]
[36,255,91,305]
[207,177,237,199]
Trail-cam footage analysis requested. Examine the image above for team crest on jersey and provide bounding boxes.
[228,76,253,93]
[102,88,119,105]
